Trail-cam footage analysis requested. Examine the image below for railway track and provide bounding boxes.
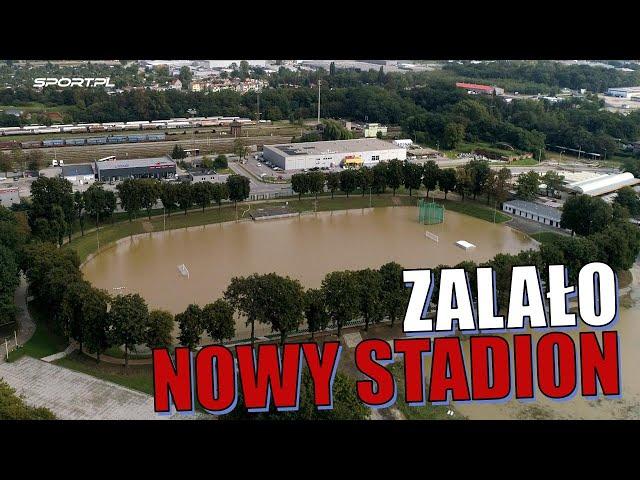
[18,135,295,165]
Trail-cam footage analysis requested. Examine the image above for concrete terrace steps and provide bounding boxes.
[0,356,169,420]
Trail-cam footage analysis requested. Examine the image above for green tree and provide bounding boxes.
[257,273,305,345]
[146,310,175,350]
[357,167,374,196]
[225,275,262,347]
[356,268,385,331]
[58,280,93,350]
[542,170,564,197]
[443,122,465,149]
[211,182,229,209]
[561,195,613,236]
[403,161,423,197]
[171,144,186,160]
[73,191,85,236]
[304,288,330,339]
[372,162,388,194]
[139,179,160,219]
[385,159,404,196]
[82,287,112,363]
[84,183,116,225]
[201,299,235,344]
[438,168,457,199]
[339,169,358,198]
[159,182,179,217]
[192,181,213,212]
[178,66,193,90]
[213,154,228,169]
[116,178,143,221]
[307,171,326,201]
[325,172,340,199]
[291,173,310,200]
[109,294,150,369]
[614,186,640,217]
[226,175,251,211]
[321,270,360,337]
[467,159,491,200]
[379,261,408,326]
[422,160,440,198]
[176,304,203,350]
[515,171,540,201]
[233,139,249,160]
[175,182,193,215]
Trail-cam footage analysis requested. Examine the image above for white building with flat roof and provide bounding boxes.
[503,200,563,228]
[566,172,640,197]
[262,138,406,171]
[607,87,640,98]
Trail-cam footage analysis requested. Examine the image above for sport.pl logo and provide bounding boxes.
[33,77,115,88]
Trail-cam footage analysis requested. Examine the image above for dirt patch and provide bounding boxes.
[142,221,154,233]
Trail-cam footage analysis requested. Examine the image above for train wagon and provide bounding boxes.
[0,141,19,150]
[65,138,87,146]
[107,135,128,144]
[88,125,106,132]
[42,139,65,147]
[86,136,108,145]
[127,134,147,143]
[21,140,43,148]
[146,133,166,141]
[61,126,88,133]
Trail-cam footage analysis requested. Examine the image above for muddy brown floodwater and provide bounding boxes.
[82,206,535,339]
[81,206,640,419]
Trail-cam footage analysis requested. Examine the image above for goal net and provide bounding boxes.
[177,264,190,278]
[425,230,439,243]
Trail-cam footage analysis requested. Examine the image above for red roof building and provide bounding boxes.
[455,82,503,95]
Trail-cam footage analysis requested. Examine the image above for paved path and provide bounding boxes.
[0,356,171,420]
[1,275,34,364]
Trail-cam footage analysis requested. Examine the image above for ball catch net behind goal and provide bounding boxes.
[418,199,445,225]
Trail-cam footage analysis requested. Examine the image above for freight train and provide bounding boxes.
[0,116,253,137]
[0,133,168,150]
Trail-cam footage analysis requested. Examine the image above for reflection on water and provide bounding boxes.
[82,206,535,338]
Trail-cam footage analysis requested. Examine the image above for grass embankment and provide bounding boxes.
[54,352,154,395]
[66,194,418,262]
[529,231,566,244]
[8,302,67,362]
[383,362,466,420]
[440,198,510,223]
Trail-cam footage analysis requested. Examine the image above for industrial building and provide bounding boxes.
[566,172,640,197]
[502,200,562,228]
[61,164,96,186]
[606,87,640,99]
[0,187,20,208]
[262,138,407,171]
[95,156,176,182]
[456,82,505,95]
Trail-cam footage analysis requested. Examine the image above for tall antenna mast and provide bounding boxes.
[317,78,321,125]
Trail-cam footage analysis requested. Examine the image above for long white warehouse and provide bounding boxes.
[567,172,640,197]
[262,138,407,171]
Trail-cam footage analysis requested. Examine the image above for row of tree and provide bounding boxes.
[20,241,179,367]
[0,206,26,326]
[26,173,254,245]
[169,263,408,349]
[290,159,534,207]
